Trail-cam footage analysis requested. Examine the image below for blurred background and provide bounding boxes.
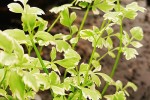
[0,0,150,100]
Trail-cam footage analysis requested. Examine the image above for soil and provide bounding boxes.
[0,0,150,100]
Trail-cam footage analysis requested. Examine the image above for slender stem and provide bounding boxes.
[29,31,49,74]
[72,3,91,49]
[102,21,123,96]
[47,14,61,32]
[63,70,67,82]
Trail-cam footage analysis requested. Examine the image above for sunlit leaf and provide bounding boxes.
[123,47,138,60]
[8,3,23,13]
[130,27,143,41]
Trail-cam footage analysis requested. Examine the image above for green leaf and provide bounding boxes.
[7,3,23,13]
[9,71,25,100]
[79,2,88,8]
[104,12,122,24]
[108,51,116,58]
[23,72,39,92]
[105,37,113,49]
[130,27,143,41]
[4,29,27,44]
[90,72,101,87]
[70,37,78,44]
[49,71,60,85]
[123,9,137,19]
[0,51,18,66]
[55,40,71,52]
[80,87,101,100]
[64,49,81,60]
[49,4,72,14]
[60,8,71,27]
[0,89,7,97]
[130,41,143,48]
[70,12,77,24]
[71,25,78,35]
[21,13,36,31]
[26,5,45,15]
[93,52,100,60]
[96,1,115,12]
[80,29,95,41]
[96,38,105,49]
[0,31,13,53]
[105,91,126,100]
[122,31,130,45]
[106,27,114,35]
[67,69,77,76]
[96,73,113,83]
[123,47,138,60]
[36,17,48,31]
[115,80,123,91]
[0,69,5,83]
[124,82,137,92]
[51,85,65,95]
[55,58,79,69]
[50,47,56,61]
[79,63,89,75]
[126,2,146,13]
[34,31,55,46]
[92,60,101,68]
[34,74,50,90]
[50,63,60,75]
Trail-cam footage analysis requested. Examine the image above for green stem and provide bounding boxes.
[73,3,91,49]
[47,14,61,32]
[102,21,123,96]
[29,31,49,74]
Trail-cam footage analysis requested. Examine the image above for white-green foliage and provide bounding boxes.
[0,0,145,99]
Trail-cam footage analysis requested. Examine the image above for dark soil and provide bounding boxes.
[0,0,150,100]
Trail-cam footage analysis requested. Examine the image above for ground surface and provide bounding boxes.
[0,0,150,100]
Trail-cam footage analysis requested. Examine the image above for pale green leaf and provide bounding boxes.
[26,5,45,15]
[60,8,71,27]
[70,12,77,23]
[126,2,146,13]
[71,25,78,35]
[122,31,130,45]
[34,31,55,46]
[0,89,7,97]
[124,82,137,92]
[0,31,13,53]
[105,37,113,49]
[79,63,89,75]
[80,29,95,41]
[36,17,48,31]
[93,52,100,60]
[96,38,105,49]
[130,41,143,48]
[49,4,72,14]
[51,85,65,95]
[49,71,60,85]
[23,72,39,92]
[90,72,101,87]
[130,27,143,41]
[55,40,71,52]
[4,29,27,44]
[0,69,5,85]
[97,1,115,12]
[9,71,25,100]
[50,47,56,61]
[80,87,101,100]
[21,13,36,31]
[123,47,138,60]
[115,80,123,91]
[34,74,50,90]
[92,60,101,68]
[104,12,122,24]
[50,63,60,75]
[0,51,18,66]
[108,51,116,58]
[79,2,88,8]
[96,73,114,83]
[70,37,78,44]
[67,69,77,76]
[106,27,114,35]
[55,58,79,69]
[7,3,23,13]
